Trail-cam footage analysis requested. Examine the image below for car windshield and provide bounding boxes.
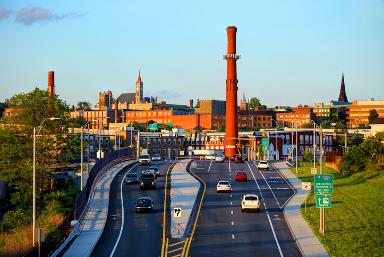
[219,181,229,185]
[245,196,258,201]
[127,174,137,178]
[237,172,246,175]
[142,174,154,179]
[140,155,150,159]
[137,199,151,204]
[259,161,267,164]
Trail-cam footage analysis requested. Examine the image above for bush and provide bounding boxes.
[302,150,313,162]
[3,209,31,231]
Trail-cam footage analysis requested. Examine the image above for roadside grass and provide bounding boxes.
[291,163,384,257]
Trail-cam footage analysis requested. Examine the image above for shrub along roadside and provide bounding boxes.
[291,163,384,257]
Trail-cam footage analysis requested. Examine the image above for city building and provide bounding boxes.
[195,99,226,115]
[346,99,384,127]
[276,105,314,128]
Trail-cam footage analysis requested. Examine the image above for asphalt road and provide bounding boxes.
[91,161,172,257]
[188,160,301,257]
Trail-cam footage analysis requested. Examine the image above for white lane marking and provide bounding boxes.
[231,210,233,215]
[253,162,281,208]
[231,221,234,226]
[110,163,139,257]
[208,160,213,172]
[232,234,235,240]
[230,201,233,205]
[228,159,232,173]
[270,163,296,209]
[230,194,232,198]
[246,162,284,257]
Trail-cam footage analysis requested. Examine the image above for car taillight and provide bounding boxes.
[151,182,154,185]
[140,182,144,186]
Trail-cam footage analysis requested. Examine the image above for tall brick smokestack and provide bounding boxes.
[114,100,119,123]
[48,71,55,97]
[224,26,240,158]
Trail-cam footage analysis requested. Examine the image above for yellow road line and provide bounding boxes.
[165,237,169,256]
[180,237,190,257]
[184,162,207,257]
[161,162,177,257]
[168,246,183,254]
[169,240,185,247]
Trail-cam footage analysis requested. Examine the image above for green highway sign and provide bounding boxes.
[316,194,332,208]
[149,123,158,132]
[261,137,269,153]
[314,174,334,193]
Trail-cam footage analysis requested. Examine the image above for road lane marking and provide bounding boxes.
[246,161,284,257]
[230,201,233,205]
[169,240,185,247]
[253,162,281,208]
[109,163,139,257]
[230,194,232,197]
[231,210,233,215]
[232,234,235,240]
[270,163,296,209]
[208,160,213,172]
[168,247,183,254]
[228,159,232,173]
[231,221,234,226]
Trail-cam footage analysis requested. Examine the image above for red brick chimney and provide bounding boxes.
[114,100,119,122]
[48,71,54,97]
[224,26,240,157]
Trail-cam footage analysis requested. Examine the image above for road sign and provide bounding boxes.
[149,123,158,132]
[316,194,332,208]
[173,207,182,218]
[302,182,311,191]
[261,137,269,152]
[314,174,334,193]
[311,168,317,175]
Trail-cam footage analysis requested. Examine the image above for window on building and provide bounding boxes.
[300,135,304,144]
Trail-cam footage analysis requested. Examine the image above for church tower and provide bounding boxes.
[136,70,143,103]
[338,73,348,102]
[240,93,247,110]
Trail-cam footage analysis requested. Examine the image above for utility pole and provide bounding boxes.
[344,132,348,155]
[136,131,140,160]
[33,127,36,246]
[295,121,298,173]
[319,125,324,235]
[313,122,316,168]
[291,123,294,162]
[80,126,84,190]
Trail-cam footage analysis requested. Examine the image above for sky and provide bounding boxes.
[0,0,383,107]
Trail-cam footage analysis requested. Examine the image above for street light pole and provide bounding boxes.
[32,127,36,246]
[80,126,84,190]
[295,121,298,173]
[313,122,316,168]
[136,131,140,160]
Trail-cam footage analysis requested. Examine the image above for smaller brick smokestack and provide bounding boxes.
[114,100,119,123]
[189,99,194,108]
[48,71,55,97]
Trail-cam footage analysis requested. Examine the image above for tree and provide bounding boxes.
[0,101,8,118]
[0,88,74,213]
[368,109,379,124]
[76,101,91,111]
[248,97,261,110]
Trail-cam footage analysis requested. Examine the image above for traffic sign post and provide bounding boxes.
[173,207,184,235]
[316,194,332,208]
[314,174,334,193]
[311,167,317,175]
[149,123,158,132]
[301,182,311,213]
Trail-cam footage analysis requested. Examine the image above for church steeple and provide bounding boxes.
[135,70,143,103]
[338,73,348,102]
[240,92,247,110]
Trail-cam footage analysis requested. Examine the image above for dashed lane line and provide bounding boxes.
[252,162,281,208]
[246,162,284,257]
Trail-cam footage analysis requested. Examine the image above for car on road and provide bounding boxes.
[235,171,247,182]
[241,194,260,212]
[215,154,225,163]
[139,154,151,165]
[125,173,139,184]
[141,169,157,179]
[139,173,156,189]
[205,153,216,160]
[151,154,162,161]
[257,161,270,171]
[135,197,154,213]
[231,154,244,163]
[216,181,232,192]
[148,166,160,177]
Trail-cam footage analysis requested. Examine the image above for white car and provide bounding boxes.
[139,154,151,165]
[257,161,270,171]
[241,194,260,212]
[151,154,162,161]
[205,154,216,160]
[216,181,231,192]
[215,154,225,163]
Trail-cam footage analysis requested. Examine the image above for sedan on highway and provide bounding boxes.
[257,160,270,171]
[125,173,139,184]
[216,181,232,192]
[215,154,225,163]
[235,171,247,182]
[151,154,162,161]
[139,154,151,165]
[231,154,244,163]
[139,173,156,190]
[241,194,260,212]
[135,197,154,213]
[148,166,160,177]
[205,154,216,160]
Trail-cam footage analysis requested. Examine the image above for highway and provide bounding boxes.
[91,161,172,257]
[188,160,300,257]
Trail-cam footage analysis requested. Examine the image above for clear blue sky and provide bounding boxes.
[0,0,383,107]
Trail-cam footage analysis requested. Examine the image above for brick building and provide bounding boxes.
[346,99,384,127]
[276,105,314,128]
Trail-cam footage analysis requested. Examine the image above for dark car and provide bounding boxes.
[140,173,156,190]
[233,154,244,163]
[135,197,154,213]
[148,166,160,177]
[125,173,139,184]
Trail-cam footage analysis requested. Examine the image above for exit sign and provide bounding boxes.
[314,174,334,193]
[316,194,332,208]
